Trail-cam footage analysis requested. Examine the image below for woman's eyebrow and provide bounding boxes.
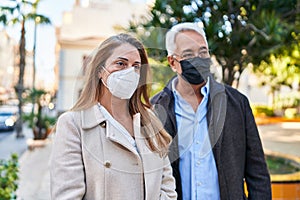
[117,57,141,64]
[116,57,128,61]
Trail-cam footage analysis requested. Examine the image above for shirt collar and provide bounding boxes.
[172,76,210,98]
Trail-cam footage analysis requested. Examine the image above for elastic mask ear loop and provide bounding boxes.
[101,66,110,88]
[172,55,184,78]
[172,55,180,63]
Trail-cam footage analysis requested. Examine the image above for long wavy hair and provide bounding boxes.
[71,33,171,157]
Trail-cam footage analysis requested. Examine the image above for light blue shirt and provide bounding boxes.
[172,78,220,200]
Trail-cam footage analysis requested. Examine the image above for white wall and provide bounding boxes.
[57,48,92,112]
[56,0,148,113]
[0,31,16,90]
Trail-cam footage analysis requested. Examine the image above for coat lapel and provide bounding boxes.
[208,76,227,149]
[105,122,139,155]
[81,104,139,155]
[134,113,164,173]
[80,105,105,164]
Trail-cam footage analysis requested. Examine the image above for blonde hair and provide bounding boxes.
[71,33,171,157]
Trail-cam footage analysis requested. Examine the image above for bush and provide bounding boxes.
[274,92,300,110]
[266,154,300,174]
[252,105,275,117]
[0,154,19,200]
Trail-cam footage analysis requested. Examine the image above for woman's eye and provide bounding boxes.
[116,61,126,67]
[134,65,141,70]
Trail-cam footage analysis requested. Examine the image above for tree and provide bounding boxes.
[0,0,51,138]
[254,45,300,106]
[23,88,56,140]
[129,0,299,86]
[0,154,19,199]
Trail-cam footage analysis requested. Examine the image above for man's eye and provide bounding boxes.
[182,53,194,59]
[199,51,209,57]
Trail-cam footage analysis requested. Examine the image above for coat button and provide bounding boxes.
[104,161,111,168]
[100,121,106,128]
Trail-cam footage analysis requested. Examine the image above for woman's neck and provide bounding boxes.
[100,95,131,118]
[100,94,134,136]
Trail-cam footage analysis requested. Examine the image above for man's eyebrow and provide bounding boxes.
[181,49,193,53]
[199,46,208,51]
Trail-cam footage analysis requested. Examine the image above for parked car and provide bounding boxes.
[0,106,18,131]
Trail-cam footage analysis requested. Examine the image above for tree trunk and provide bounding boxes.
[222,66,235,86]
[16,20,26,138]
[31,20,37,116]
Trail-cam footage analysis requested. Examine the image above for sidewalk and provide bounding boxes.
[0,126,52,200]
[17,139,52,200]
[258,122,300,157]
[0,126,32,160]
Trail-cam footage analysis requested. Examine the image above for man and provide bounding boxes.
[151,22,271,200]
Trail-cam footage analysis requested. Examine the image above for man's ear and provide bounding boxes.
[167,55,177,73]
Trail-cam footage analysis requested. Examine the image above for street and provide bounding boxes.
[258,122,300,157]
[0,130,13,141]
[0,126,31,161]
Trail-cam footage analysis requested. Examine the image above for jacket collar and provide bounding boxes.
[207,74,227,149]
[81,104,106,129]
[81,104,140,155]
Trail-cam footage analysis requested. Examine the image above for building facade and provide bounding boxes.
[56,0,148,113]
[0,31,17,102]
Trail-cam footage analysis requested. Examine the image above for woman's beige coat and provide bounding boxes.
[50,105,177,200]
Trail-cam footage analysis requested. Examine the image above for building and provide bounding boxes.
[0,29,38,104]
[55,0,148,113]
[0,30,17,102]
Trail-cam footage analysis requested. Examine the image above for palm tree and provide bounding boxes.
[0,0,51,138]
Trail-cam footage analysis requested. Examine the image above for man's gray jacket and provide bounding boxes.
[150,75,272,200]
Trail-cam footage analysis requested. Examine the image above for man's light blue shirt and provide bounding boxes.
[172,78,220,200]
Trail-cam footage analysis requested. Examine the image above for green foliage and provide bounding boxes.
[252,105,275,117]
[254,54,300,91]
[0,0,52,27]
[22,112,56,130]
[22,88,57,139]
[274,92,300,110]
[0,0,52,137]
[128,0,299,86]
[266,154,300,174]
[274,92,300,118]
[148,58,174,97]
[0,154,19,200]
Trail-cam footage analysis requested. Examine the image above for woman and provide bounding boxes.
[50,33,177,200]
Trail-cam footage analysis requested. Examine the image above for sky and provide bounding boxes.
[2,0,75,87]
[2,0,147,88]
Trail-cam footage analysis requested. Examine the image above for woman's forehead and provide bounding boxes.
[110,43,139,58]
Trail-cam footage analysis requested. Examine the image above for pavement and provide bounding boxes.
[0,126,31,161]
[258,122,300,157]
[0,126,52,200]
[0,122,299,200]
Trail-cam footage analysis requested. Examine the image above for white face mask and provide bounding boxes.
[102,67,140,99]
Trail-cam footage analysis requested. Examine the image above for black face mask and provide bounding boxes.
[179,57,211,85]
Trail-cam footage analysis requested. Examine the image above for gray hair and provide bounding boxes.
[165,22,208,56]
